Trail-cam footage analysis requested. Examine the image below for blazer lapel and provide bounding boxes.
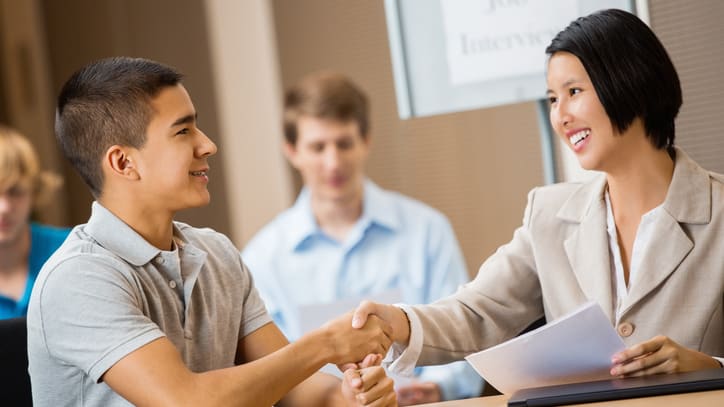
[560,175,616,323]
[621,147,709,315]
[621,213,692,314]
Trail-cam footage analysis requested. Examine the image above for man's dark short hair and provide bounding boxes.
[546,8,681,149]
[283,72,369,145]
[55,57,183,197]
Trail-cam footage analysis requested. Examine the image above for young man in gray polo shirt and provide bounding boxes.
[27,57,397,407]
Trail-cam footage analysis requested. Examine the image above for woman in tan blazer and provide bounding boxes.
[351,8,723,380]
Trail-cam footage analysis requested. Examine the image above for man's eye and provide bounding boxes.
[338,140,354,150]
[177,128,189,135]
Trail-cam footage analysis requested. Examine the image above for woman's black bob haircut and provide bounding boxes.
[546,8,681,149]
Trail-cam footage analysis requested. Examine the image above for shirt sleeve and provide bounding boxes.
[385,304,424,377]
[238,259,275,338]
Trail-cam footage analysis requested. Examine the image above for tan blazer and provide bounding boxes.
[410,147,724,366]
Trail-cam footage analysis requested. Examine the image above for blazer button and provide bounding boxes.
[617,322,635,337]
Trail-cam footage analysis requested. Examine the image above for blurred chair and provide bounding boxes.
[0,317,33,406]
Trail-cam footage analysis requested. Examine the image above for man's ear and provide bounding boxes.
[282,141,299,169]
[105,145,140,180]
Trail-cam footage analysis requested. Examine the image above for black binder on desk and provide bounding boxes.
[507,368,724,406]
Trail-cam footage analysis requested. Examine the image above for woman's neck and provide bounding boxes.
[606,146,674,218]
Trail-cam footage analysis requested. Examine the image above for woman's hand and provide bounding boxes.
[610,335,721,377]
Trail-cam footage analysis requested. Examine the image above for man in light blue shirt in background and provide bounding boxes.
[242,72,483,405]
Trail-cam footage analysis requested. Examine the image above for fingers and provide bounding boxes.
[352,300,378,329]
[609,336,721,377]
[353,366,397,406]
[612,336,665,365]
[338,362,360,372]
[358,354,382,369]
[611,336,668,377]
[344,367,364,391]
[362,316,392,357]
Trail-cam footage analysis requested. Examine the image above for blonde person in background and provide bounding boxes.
[242,72,483,405]
[352,8,723,382]
[0,125,70,319]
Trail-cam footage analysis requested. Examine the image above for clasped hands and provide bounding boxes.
[322,310,396,406]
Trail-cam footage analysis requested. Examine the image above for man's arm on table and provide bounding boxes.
[103,313,395,406]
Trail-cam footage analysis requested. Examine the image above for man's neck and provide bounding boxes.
[311,193,363,243]
[98,197,175,251]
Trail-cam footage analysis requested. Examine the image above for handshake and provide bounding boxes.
[304,301,412,406]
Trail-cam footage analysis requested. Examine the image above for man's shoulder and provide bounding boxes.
[242,208,300,253]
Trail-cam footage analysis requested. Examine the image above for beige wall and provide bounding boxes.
[38,0,231,234]
[0,0,66,225]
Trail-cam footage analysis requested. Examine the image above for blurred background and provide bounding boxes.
[1,0,723,276]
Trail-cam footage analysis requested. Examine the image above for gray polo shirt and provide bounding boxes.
[27,202,272,406]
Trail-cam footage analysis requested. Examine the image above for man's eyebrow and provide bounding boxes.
[171,113,197,127]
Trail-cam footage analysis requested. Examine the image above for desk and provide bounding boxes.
[419,389,724,406]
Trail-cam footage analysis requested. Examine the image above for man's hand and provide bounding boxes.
[342,354,397,406]
[396,381,441,406]
[318,311,392,367]
[610,335,721,377]
[352,301,411,344]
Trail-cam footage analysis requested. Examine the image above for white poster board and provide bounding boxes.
[385,0,635,118]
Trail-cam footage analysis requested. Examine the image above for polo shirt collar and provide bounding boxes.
[287,179,400,251]
[84,201,162,266]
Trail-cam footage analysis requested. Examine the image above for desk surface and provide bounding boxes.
[419,389,724,406]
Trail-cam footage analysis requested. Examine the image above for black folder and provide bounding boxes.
[507,368,724,406]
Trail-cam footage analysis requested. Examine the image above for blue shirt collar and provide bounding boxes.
[286,179,400,251]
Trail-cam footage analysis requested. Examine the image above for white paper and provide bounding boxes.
[464,301,625,394]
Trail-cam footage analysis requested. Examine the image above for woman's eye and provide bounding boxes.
[569,88,581,96]
[547,96,558,105]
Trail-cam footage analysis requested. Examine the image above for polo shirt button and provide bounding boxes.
[617,322,634,337]
[157,257,165,265]
[169,280,177,289]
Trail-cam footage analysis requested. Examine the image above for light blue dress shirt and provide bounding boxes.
[242,180,484,400]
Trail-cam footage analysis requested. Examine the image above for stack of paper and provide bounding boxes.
[465,301,625,394]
